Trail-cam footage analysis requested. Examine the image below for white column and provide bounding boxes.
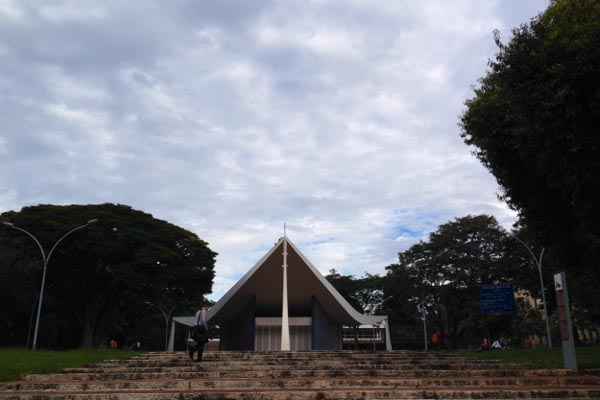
[167,321,176,352]
[384,318,393,351]
[281,238,291,351]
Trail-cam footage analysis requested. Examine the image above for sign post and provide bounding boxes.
[480,284,515,316]
[417,303,428,351]
[554,272,577,370]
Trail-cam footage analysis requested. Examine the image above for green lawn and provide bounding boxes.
[0,348,136,382]
[463,346,600,369]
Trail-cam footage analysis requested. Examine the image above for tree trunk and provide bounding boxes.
[164,317,170,351]
[80,317,95,348]
[26,295,38,349]
[439,303,450,347]
[79,299,108,348]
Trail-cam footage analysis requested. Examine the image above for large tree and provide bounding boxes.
[325,270,384,314]
[386,215,530,347]
[460,0,600,319]
[0,204,216,348]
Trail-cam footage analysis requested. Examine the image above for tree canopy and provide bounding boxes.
[460,0,600,320]
[325,270,384,314]
[385,215,538,347]
[0,204,216,349]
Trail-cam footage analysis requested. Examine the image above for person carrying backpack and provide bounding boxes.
[188,306,209,362]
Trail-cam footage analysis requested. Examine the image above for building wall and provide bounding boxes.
[254,325,312,351]
[311,297,341,350]
[221,296,256,351]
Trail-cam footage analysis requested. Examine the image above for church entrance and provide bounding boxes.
[255,317,311,351]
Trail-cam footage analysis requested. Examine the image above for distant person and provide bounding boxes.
[441,331,448,349]
[480,337,491,351]
[431,331,441,349]
[491,339,502,350]
[188,306,209,362]
[130,340,141,351]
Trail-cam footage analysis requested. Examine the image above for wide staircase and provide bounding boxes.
[2,351,600,399]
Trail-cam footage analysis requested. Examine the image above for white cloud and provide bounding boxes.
[0,188,18,213]
[38,3,107,22]
[0,0,548,300]
[42,66,110,102]
[0,0,24,20]
[0,137,7,155]
[255,24,362,58]
[45,103,106,126]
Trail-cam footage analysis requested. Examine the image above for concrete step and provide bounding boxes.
[1,387,600,399]
[63,362,523,375]
[2,351,599,400]
[93,356,503,367]
[92,360,504,371]
[22,368,588,382]
[142,350,464,355]
[5,375,600,392]
[117,353,497,369]
[112,356,493,363]
[132,351,470,361]
[99,355,495,362]
[135,351,470,359]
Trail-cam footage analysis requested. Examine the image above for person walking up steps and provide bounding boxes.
[188,306,209,362]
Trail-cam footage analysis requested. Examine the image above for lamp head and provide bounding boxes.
[87,218,99,224]
[2,221,14,227]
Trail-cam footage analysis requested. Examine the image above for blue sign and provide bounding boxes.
[480,284,515,315]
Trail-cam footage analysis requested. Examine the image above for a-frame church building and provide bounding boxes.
[169,236,392,351]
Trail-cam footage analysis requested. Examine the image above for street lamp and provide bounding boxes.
[2,219,98,350]
[367,295,392,352]
[144,300,176,351]
[510,233,553,349]
[417,302,428,351]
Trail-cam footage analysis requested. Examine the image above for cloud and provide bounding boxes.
[0,0,547,300]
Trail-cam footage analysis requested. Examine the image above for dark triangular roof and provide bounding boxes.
[194,237,387,326]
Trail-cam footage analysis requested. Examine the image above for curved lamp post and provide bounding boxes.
[2,219,98,350]
[510,233,552,349]
[416,302,429,352]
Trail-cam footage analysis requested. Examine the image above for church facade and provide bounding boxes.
[169,236,392,351]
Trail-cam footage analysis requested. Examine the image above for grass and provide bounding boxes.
[463,346,600,369]
[0,348,136,382]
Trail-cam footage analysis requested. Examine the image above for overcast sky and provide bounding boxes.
[1,1,547,299]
